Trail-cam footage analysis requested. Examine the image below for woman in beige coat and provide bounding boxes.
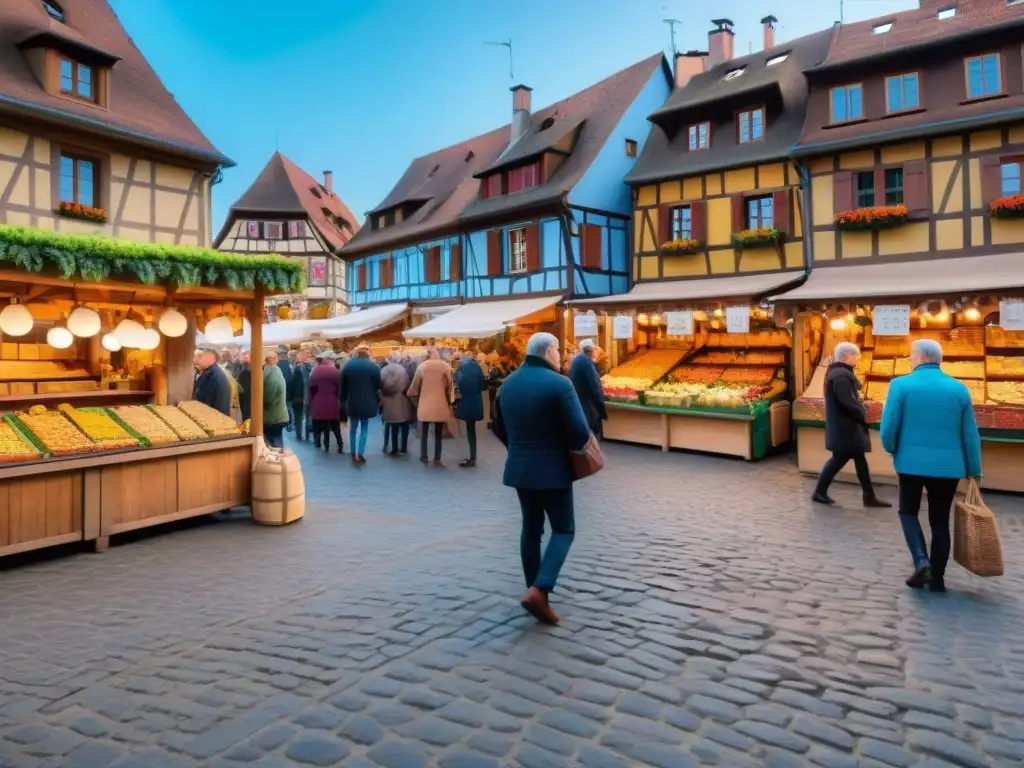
[407,349,453,466]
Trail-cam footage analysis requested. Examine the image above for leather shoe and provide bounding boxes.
[811,492,835,505]
[864,496,892,508]
[906,564,932,589]
[520,586,560,625]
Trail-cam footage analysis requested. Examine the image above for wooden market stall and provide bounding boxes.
[0,225,302,557]
[780,254,1024,492]
[568,273,804,461]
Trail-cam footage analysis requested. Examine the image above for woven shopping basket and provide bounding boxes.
[953,479,1004,577]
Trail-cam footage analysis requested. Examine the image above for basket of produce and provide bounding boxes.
[148,405,207,440]
[15,405,96,456]
[57,404,139,450]
[0,419,43,463]
[109,405,179,445]
[179,400,241,437]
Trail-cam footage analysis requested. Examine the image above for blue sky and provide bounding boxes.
[108,0,917,234]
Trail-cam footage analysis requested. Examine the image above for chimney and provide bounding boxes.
[708,18,735,67]
[674,50,708,89]
[323,170,333,195]
[509,84,532,147]
[761,15,778,51]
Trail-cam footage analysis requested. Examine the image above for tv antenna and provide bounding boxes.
[484,39,514,80]
[663,19,681,57]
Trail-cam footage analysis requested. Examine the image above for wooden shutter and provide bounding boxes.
[833,171,854,214]
[874,169,887,208]
[525,223,541,272]
[425,246,441,283]
[902,160,929,219]
[731,194,746,232]
[449,242,462,281]
[689,201,707,243]
[379,257,391,288]
[357,263,367,291]
[657,205,672,245]
[581,223,603,269]
[486,229,502,276]
[981,155,1004,206]
[772,189,791,235]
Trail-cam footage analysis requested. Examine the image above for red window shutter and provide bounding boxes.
[581,223,603,269]
[379,258,389,288]
[425,246,441,283]
[731,195,746,232]
[902,160,929,219]
[357,263,367,291]
[525,223,541,272]
[507,168,522,194]
[657,205,672,245]
[772,189,791,235]
[449,243,461,281]
[690,201,707,243]
[981,155,1004,206]
[486,229,502,276]
[833,171,854,214]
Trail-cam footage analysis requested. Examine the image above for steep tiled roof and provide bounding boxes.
[0,0,230,166]
[340,53,668,258]
[216,152,359,251]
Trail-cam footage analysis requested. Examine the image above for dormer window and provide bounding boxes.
[766,54,788,66]
[59,57,94,101]
[482,174,502,199]
[43,0,65,21]
[938,6,956,19]
[873,22,893,34]
[737,108,765,144]
[724,68,745,81]
[688,122,710,151]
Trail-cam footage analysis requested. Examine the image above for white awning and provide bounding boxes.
[197,304,409,348]
[403,296,560,339]
[568,272,805,306]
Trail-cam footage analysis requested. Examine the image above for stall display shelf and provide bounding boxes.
[110,405,179,445]
[58,405,139,450]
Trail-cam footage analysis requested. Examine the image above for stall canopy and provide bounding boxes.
[773,253,1024,302]
[569,272,805,305]
[198,303,408,348]
[403,296,560,339]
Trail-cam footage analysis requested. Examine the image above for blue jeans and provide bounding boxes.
[517,488,575,592]
[898,474,959,576]
[286,402,295,429]
[349,418,369,456]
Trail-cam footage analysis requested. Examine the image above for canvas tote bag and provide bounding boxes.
[570,433,605,481]
[953,478,1004,577]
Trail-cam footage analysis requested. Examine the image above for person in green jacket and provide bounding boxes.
[262,351,290,449]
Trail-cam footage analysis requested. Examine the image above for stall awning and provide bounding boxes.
[403,296,560,339]
[569,272,805,306]
[773,254,1024,302]
[199,304,408,348]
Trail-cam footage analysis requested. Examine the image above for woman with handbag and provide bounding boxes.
[493,332,599,625]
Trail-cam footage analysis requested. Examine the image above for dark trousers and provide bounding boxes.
[292,401,306,440]
[897,474,960,576]
[265,424,284,449]
[517,488,575,592]
[420,422,443,461]
[312,419,342,450]
[815,451,876,498]
[385,422,410,454]
[465,420,478,459]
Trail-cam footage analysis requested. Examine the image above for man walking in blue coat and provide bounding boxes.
[881,338,982,593]
[455,351,485,468]
[570,339,607,436]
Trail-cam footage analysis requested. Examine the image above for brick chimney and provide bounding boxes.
[323,170,333,195]
[674,50,708,89]
[761,15,777,51]
[510,84,533,147]
[708,18,735,67]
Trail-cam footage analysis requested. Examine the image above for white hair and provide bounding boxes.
[388,351,402,363]
[579,339,595,352]
[526,332,558,358]
[912,338,943,363]
[833,342,860,363]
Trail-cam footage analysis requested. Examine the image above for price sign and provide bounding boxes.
[1000,300,1024,331]
[873,305,911,336]
[666,311,694,337]
[573,312,598,338]
[725,306,750,334]
[612,315,634,340]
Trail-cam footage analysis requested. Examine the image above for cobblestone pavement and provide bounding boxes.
[2,421,1024,767]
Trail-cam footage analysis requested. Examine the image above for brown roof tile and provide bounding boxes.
[0,0,229,166]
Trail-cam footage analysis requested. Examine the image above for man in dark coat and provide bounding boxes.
[494,332,592,626]
[455,351,486,468]
[289,349,313,441]
[340,346,382,464]
[813,342,891,508]
[237,351,252,422]
[193,349,231,416]
[569,339,607,436]
[277,346,295,431]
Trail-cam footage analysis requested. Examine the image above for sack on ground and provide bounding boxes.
[570,433,604,481]
[953,479,1004,577]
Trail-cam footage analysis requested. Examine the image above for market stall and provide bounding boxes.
[0,225,302,557]
[569,273,804,460]
[779,253,1024,491]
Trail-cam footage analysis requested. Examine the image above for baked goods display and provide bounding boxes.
[986,327,1024,349]
[148,405,207,440]
[56,404,138,450]
[178,401,240,437]
[719,367,778,386]
[873,337,909,357]
[986,356,1024,378]
[943,327,985,357]
[670,366,725,385]
[941,360,985,379]
[870,358,895,377]
[0,420,42,463]
[853,350,872,380]
[893,358,912,377]
[16,406,95,456]
[602,348,690,398]
[866,380,890,402]
[110,406,180,445]
[962,380,986,405]
[987,382,1024,406]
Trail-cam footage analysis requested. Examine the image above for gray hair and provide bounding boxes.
[912,338,943,363]
[526,332,558,358]
[388,351,402,363]
[579,338,595,352]
[833,342,860,363]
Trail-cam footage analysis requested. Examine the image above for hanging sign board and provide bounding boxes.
[725,306,750,334]
[666,311,694,337]
[573,312,598,338]
[1000,300,1024,331]
[612,315,634,340]
[873,305,911,336]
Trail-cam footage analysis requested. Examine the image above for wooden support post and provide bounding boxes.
[250,290,264,437]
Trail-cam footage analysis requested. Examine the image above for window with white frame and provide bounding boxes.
[508,228,527,273]
[671,206,691,240]
[737,108,764,144]
[264,221,283,240]
[1002,162,1021,196]
[688,122,710,151]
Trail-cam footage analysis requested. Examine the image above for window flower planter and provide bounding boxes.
[834,205,908,231]
[660,238,702,254]
[731,227,783,249]
[54,202,108,224]
[990,195,1024,220]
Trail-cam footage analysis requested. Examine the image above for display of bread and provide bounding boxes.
[0,420,42,463]
[669,365,726,385]
[986,356,1024,378]
[148,405,207,440]
[110,406,180,445]
[866,380,890,402]
[961,379,986,405]
[941,360,985,379]
[893,357,912,377]
[178,400,240,437]
[854,351,872,379]
[873,337,909,357]
[987,382,1024,406]
[943,327,985,357]
[56,404,138,450]
[870,358,895,377]
[986,327,1024,349]
[17,406,96,455]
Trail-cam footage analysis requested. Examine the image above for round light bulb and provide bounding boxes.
[138,328,161,351]
[46,326,74,349]
[204,316,234,345]
[158,308,188,338]
[0,303,34,336]
[67,306,101,338]
[965,307,981,321]
[830,317,847,331]
[114,318,145,348]
[101,332,122,352]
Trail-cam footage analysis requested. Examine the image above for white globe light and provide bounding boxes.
[204,316,234,344]
[67,306,101,338]
[101,332,122,352]
[46,326,74,349]
[158,308,188,338]
[0,303,34,336]
[114,318,145,348]
[138,328,161,351]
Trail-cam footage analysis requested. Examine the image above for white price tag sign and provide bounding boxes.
[573,312,598,338]
[873,305,911,336]
[725,306,750,334]
[612,315,634,340]
[1000,300,1024,331]
[666,311,694,337]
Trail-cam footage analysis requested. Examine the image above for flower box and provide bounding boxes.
[731,227,783,249]
[660,238,702,255]
[54,202,108,224]
[990,195,1024,220]
[834,205,908,231]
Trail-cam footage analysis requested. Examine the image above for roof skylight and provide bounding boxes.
[873,22,894,34]
[43,0,65,22]
[723,68,745,81]
[766,53,788,66]
[937,6,956,19]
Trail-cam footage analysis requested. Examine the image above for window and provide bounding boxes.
[287,220,307,239]
[310,186,322,199]
[766,53,788,66]
[59,57,94,101]
[688,122,710,151]
[937,6,956,19]
[1002,162,1021,196]
[747,195,773,229]
[625,139,637,157]
[507,162,539,194]
[737,108,764,144]
[884,168,904,205]
[855,171,875,208]
[43,0,64,21]
[724,68,744,81]
[671,206,691,240]
[59,153,96,206]
[873,22,893,34]
[508,228,527,273]
[264,222,283,240]
[886,73,920,112]
[483,174,502,199]
[966,54,1001,98]
[831,84,863,123]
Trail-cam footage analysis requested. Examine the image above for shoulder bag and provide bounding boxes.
[570,433,605,481]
